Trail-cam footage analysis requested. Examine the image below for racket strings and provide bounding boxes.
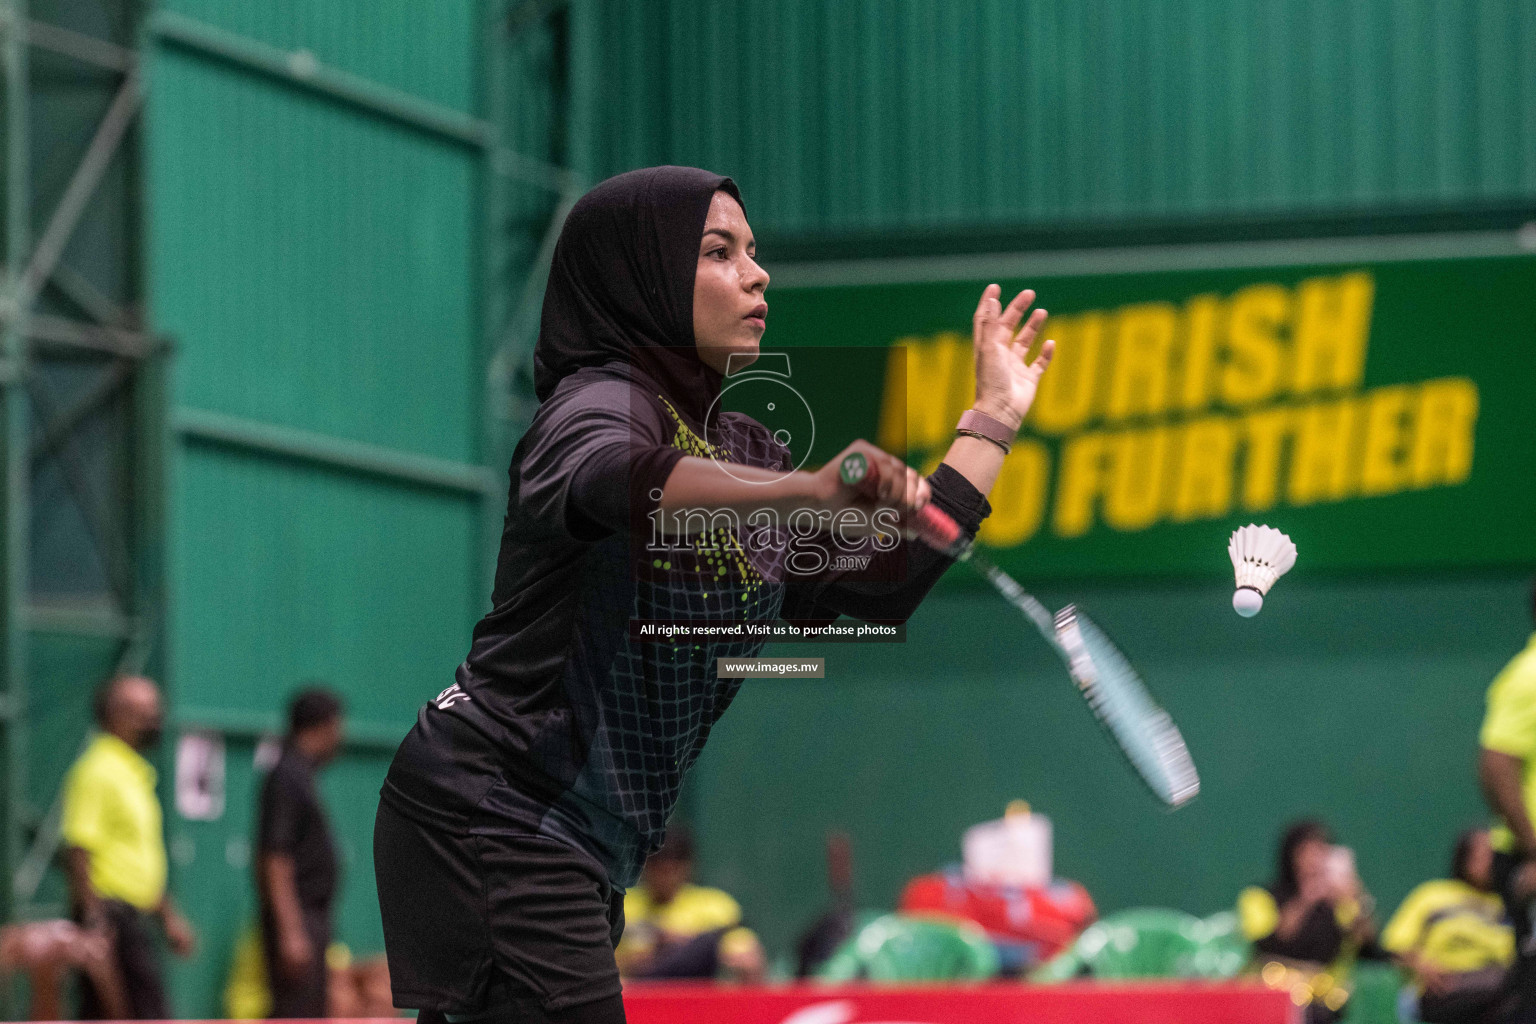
[1074,615,1200,807]
[954,547,1200,809]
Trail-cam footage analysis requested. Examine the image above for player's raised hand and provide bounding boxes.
[972,283,1055,432]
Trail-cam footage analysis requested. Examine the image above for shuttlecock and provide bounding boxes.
[1228,524,1296,617]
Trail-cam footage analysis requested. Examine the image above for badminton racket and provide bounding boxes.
[837,451,1201,808]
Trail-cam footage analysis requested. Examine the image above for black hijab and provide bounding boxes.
[533,165,745,428]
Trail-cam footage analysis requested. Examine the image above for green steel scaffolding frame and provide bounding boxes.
[0,0,167,945]
[0,6,589,988]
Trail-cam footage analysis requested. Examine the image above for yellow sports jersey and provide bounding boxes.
[1239,886,1282,941]
[60,733,167,911]
[223,926,272,1021]
[1480,634,1536,854]
[617,882,742,967]
[623,883,742,939]
[1381,878,1512,977]
[224,921,352,1019]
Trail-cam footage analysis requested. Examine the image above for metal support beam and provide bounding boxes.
[173,706,406,754]
[23,18,135,73]
[489,183,578,407]
[13,67,139,314]
[477,0,510,600]
[507,0,571,36]
[175,407,497,497]
[24,603,136,637]
[47,260,132,328]
[490,145,577,194]
[151,11,488,148]
[3,1,158,941]
[20,312,157,358]
[10,733,83,910]
[150,11,574,192]
[0,0,28,946]
[29,360,133,464]
[27,373,134,603]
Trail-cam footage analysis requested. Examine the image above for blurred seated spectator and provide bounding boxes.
[224,923,271,1020]
[795,831,857,978]
[1239,819,1382,1024]
[224,920,400,1018]
[898,869,1095,975]
[0,919,126,1020]
[616,826,765,983]
[1381,828,1512,1024]
[325,945,398,1017]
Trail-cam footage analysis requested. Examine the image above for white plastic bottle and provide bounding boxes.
[962,800,1053,888]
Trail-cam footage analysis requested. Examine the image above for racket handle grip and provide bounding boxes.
[836,451,965,554]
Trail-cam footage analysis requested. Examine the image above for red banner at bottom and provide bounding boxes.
[623,982,1299,1024]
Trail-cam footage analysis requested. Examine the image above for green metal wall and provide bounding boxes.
[145,1,488,1014]
[585,0,1536,243]
[158,0,477,113]
[12,0,1535,1012]
[571,0,1536,968]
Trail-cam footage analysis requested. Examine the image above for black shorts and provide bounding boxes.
[374,797,626,1016]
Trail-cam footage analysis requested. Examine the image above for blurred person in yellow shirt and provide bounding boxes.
[61,675,195,1019]
[1382,828,1512,1024]
[1478,586,1536,1020]
[616,827,764,983]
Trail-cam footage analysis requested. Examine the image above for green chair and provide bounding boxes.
[1187,910,1252,980]
[816,913,1001,983]
[1340,961,1406,1024]
[1031,907,1251,982]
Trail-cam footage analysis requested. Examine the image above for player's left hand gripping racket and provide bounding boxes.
[838,451,1201,809]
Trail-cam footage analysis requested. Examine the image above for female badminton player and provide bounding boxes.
[373,165,1054,1024]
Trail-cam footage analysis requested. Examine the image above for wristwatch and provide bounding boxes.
[956,408,1017,454]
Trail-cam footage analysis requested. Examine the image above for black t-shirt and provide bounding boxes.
[380,362,992,888]
[258,747,338,912]
[1254,896,1348,964]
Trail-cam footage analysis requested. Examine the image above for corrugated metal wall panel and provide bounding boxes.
[157,0,477,114]
[586,0,1536,239]
[498,12,567,301]
[147,6,487,1011]
[26,632,118,817]
[170,448,475,724]
[149,50,477,464]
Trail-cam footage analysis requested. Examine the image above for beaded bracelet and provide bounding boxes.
[955,427,1011,455]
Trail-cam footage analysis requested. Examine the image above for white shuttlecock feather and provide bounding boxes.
[1228,524,1297,617]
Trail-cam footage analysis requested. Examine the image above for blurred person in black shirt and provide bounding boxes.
[258,688,345,1018]
[1239,819,1383,1023]
[795,831,856,978]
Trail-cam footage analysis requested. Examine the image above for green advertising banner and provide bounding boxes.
[761,244,1536,579]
